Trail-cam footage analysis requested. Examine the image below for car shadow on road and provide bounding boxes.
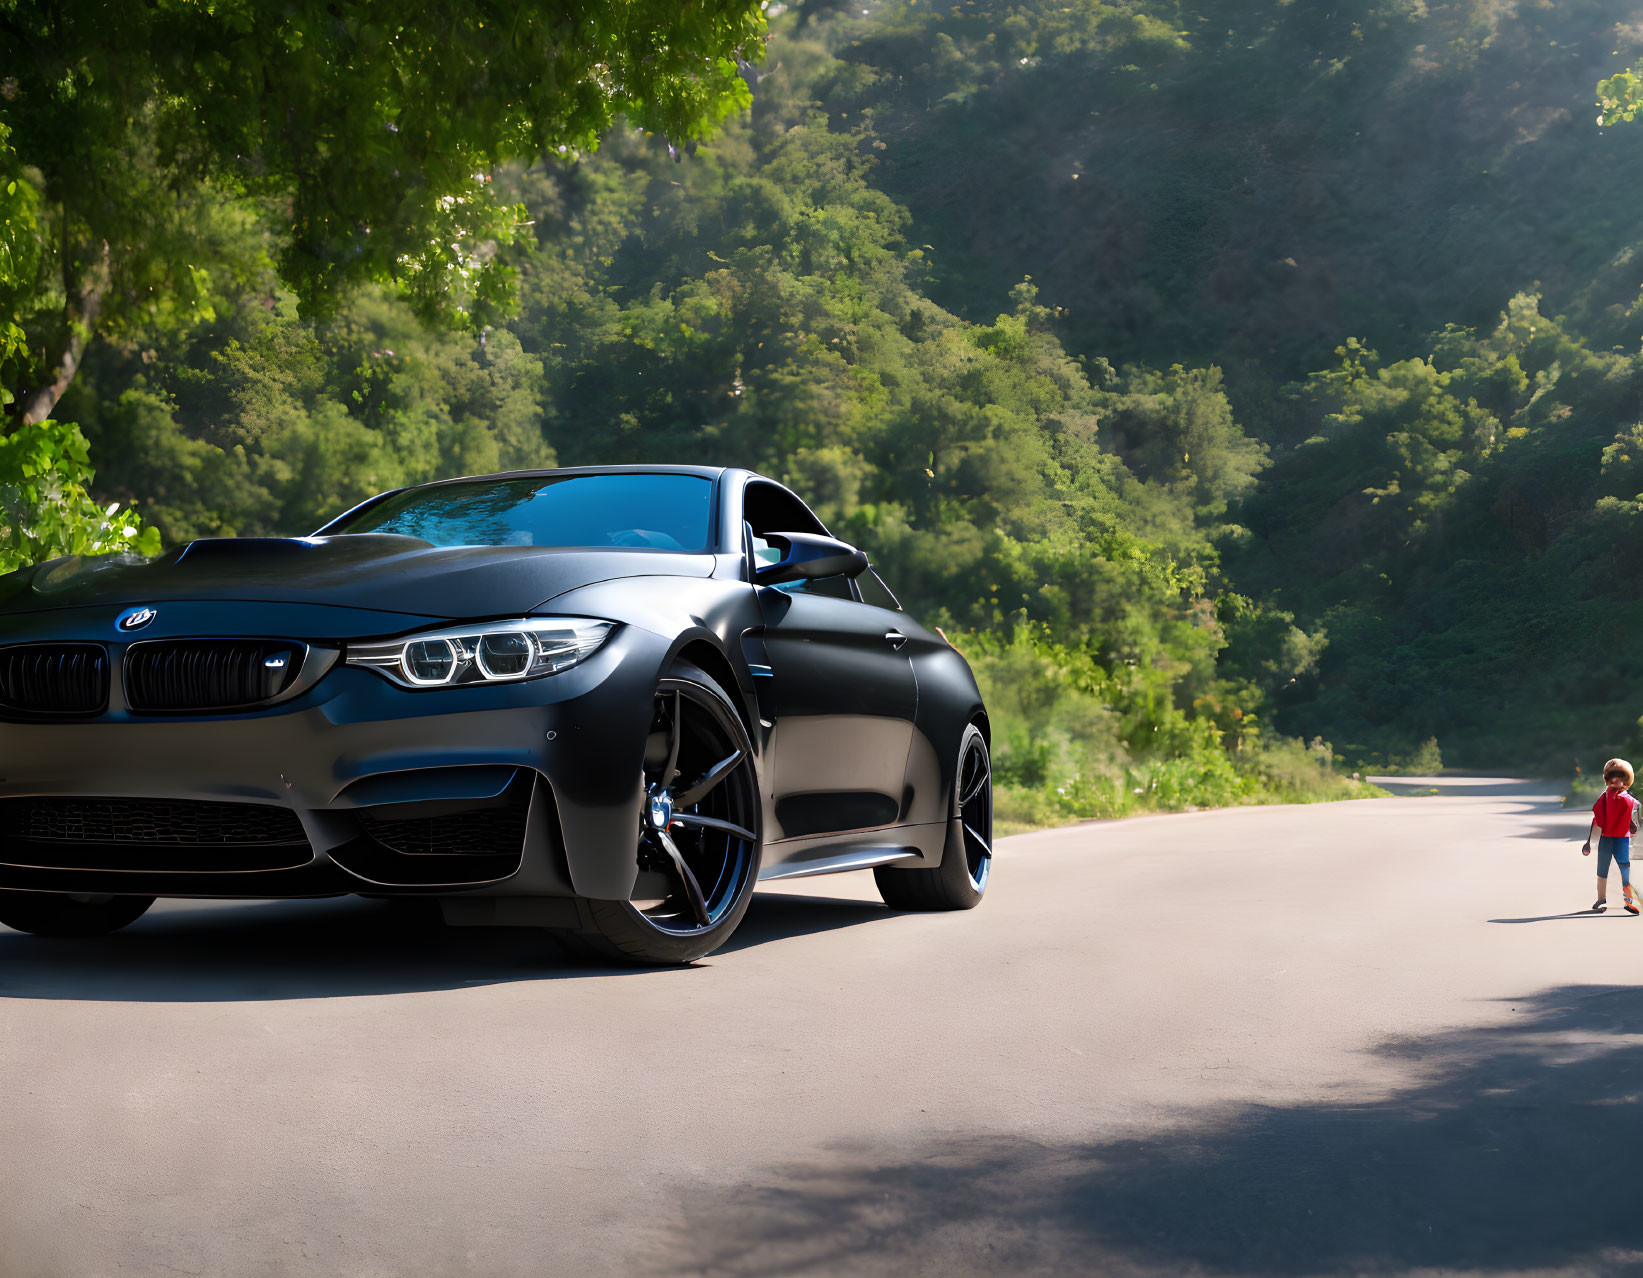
[723,892,892,953]
[0,890,893,1002]
[655,984,1643,1276]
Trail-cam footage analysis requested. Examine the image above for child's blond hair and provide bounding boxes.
[1604,757,1635,787]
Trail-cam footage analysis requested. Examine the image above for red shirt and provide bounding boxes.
[1593,788,1638,837]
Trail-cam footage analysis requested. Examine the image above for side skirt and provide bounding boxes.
[758,846,924,881]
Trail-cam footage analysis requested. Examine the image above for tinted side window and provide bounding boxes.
[856,569,903,612]
[776,572,856,601]
[742,482,827,538]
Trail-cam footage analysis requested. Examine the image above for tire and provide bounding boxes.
[0,890,156,937]
[556,662,762,965]
[875,722,991,911]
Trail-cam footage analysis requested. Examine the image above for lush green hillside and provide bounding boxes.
[823,0,1643,392]
[1232,297,1643,770]
[789,0,1643,770]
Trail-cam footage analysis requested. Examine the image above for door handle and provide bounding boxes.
[884,629,908,650]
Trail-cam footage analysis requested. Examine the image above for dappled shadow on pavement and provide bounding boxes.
[0,888,890,1002]
[1489,794,1587,847]
[1510,817,1588,843]
[1352,776,1578,844]
[1368,774,1562,800]
[661,985,1643,1276]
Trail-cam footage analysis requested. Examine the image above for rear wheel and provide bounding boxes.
[875,723,991,911]
[0,891,156,937]
[558,663,762,965]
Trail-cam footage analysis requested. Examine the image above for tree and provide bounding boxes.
[0,0,767,424]
[0,118,157,563]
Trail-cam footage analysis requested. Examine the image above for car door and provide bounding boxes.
[736,478,918,843]
[755,580,918,842]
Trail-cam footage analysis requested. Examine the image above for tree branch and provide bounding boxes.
[17,239,111,428]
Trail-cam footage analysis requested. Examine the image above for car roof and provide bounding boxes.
[400,465,731,488]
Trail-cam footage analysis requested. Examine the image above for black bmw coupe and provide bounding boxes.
[0,467,992,963]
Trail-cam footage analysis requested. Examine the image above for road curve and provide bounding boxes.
[4,777,1641,1277]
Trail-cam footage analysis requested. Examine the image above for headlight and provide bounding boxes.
[346,618,615,689]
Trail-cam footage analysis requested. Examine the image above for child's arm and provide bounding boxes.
[1584,820,1600,855]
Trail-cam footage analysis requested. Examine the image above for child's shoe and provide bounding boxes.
[1594,898,1609,912]
[1624,887,1639,915]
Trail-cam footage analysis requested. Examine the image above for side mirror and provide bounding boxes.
[753,531,870,585]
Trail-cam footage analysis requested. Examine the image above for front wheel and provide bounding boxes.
[557,662,763,965]
[0,891,156,937]
[875,723,991,911]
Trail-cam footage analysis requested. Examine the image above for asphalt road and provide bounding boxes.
[5,776,1643,1277]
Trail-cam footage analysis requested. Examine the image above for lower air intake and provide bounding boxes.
[329,774,538,888]
[360,799,530,857]
[4,796,308,845]
[0,797,313,873]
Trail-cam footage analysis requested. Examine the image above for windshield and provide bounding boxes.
[324,474,715,552]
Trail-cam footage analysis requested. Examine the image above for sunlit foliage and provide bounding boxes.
[0,0,767,423]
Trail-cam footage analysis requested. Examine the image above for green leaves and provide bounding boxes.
[1597,67,1643,126]
[155,0,766,324]
[0,121,42,319]
[1,0,769,423]
[0,420,161,573]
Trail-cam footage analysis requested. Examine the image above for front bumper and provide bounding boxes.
[0,622,671,901]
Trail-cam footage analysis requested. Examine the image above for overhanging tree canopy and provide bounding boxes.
[0,0,766,424]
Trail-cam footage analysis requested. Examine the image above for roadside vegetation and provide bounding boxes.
[962,625,1386,832]
[10,1,1643,821]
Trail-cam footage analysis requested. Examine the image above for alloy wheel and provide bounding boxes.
[631,679,761,937]
[957,731,992,892]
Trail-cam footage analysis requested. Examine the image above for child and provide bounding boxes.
[1583,757,1640,913]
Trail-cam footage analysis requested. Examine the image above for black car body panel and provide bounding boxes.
[0,466,988,925]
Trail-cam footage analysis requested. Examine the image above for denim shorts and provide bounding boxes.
[1598,835,1631,878]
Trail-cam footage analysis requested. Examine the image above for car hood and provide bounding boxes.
[0,536,716,621]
